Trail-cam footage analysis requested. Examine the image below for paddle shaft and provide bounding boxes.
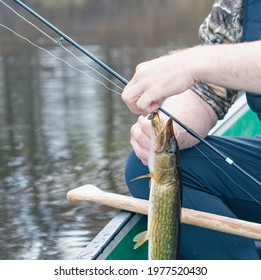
[67,185,261,241]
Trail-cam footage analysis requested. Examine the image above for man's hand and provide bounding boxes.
[130,115,151,166]
[122,42,261,117]
[129,90,218,165]
[122,51,196,116]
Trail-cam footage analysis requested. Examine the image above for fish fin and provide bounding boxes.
[131,173,152,182]
[133,231,147,242]
[133,231,149,249]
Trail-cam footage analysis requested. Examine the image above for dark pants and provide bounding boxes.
[125,135,261,260]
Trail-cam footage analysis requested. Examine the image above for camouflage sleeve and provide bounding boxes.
[191,0,244,119]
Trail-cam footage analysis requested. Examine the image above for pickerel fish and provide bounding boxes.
[133,111,182,260]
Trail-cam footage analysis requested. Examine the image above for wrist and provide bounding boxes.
[169,46,207,86]
[185,45,211,84]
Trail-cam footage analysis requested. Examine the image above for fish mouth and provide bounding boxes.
[149,111,176,153]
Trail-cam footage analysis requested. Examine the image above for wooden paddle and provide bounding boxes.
[67,184,261,240]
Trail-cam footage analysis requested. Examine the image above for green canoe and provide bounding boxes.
[76,95,261,260]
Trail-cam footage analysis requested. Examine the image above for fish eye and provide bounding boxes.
[168,149,176,154]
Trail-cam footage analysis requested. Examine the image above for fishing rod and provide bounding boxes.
[13,0,261,187]
[13,0,127,85]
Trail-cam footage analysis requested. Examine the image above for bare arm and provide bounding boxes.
[122,41,261,116]
[161,89,217,149]
[125,1,250,165]
[130,89,217,165]
[192,41,261,93]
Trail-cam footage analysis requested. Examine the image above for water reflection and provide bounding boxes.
[0,0,212,259]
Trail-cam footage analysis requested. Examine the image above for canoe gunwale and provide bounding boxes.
[77,211,142,260]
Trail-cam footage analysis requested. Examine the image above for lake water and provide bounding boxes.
[0,1,212,259]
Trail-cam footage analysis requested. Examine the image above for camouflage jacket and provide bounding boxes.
[192,0,244,119]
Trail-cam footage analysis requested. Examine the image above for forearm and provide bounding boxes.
[190,41,261,94]
[122,41,261,116]
[161,89,218,149]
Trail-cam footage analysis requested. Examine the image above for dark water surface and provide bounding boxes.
[0,0,212,259]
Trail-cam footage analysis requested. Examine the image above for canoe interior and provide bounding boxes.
[77,211,148,260]
[77,95,260,260]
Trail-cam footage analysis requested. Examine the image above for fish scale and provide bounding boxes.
[149,181,181,259]
[134,112,182,260]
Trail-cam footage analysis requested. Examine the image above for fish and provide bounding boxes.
[133,111,182,260]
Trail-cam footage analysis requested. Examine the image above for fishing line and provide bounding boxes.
[12,0,128,85]
[185,137,261,206]
[178,129,261,205]
[0,23,122,95]
[3,0,261,188]
[0,0,123,95]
